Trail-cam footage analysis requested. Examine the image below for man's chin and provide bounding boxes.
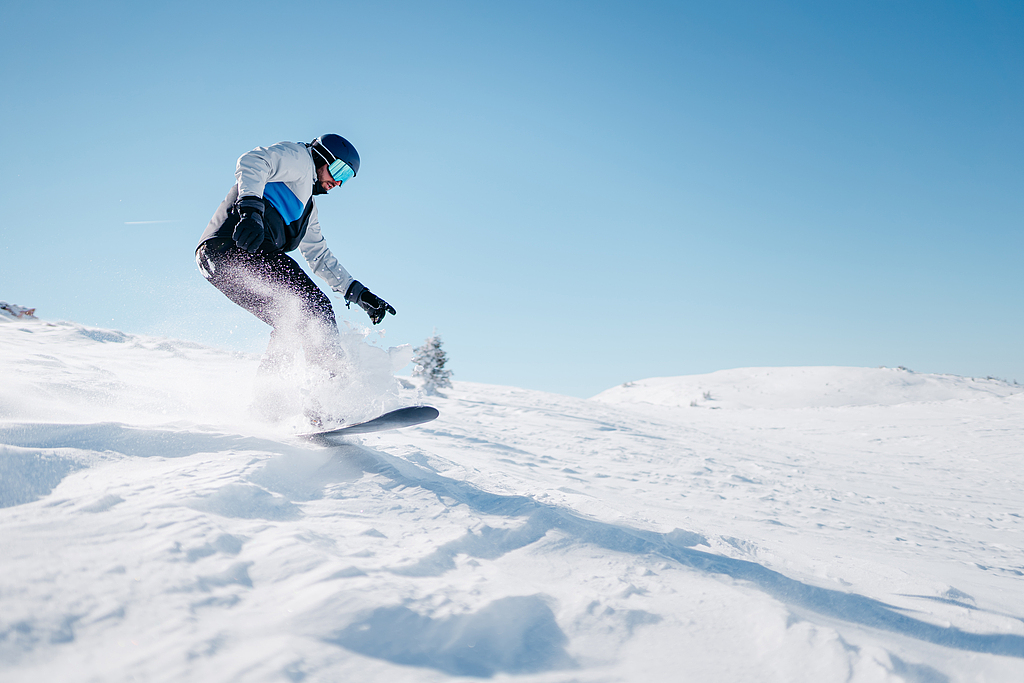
[312,182,330,195]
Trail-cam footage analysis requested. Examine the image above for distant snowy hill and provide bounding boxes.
[2,316,1024,682]
[593,366,1022,410]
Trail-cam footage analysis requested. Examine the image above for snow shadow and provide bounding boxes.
[0,422,283,460]
[325,595,574,677]
[0,423,327,520]
[0,446,82,508]
[320,441,1024,660]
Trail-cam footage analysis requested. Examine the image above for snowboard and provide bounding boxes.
[299,405,439,441]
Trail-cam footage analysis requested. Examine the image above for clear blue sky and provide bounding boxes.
[2,1,1021,397]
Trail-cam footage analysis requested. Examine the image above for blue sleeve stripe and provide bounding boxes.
[263,182,305,223]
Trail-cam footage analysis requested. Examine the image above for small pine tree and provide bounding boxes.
[412,334,453,396]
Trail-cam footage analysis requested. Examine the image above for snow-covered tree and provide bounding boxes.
[412,334,453,396]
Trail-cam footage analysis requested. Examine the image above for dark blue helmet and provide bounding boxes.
[310,134,360,176]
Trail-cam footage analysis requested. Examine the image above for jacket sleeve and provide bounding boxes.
[297,202,355,295]
[235,142,311,198]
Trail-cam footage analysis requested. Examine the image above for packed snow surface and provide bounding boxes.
[2,316,1024,682]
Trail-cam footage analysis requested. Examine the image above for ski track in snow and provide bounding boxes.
[1,318,1024,682]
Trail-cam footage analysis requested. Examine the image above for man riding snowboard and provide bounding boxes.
[196,134,395,419]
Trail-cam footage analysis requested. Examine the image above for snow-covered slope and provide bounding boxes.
[2,318,1023,682]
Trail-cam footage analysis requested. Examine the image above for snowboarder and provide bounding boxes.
[196,134,395,378]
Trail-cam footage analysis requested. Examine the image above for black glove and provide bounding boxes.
[233,196,265,253]
[345,280,397,325]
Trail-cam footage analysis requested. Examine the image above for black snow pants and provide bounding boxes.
[196,239,341,374]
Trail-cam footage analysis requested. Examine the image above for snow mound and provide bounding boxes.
[0,317,408,429]
[592,366,1023,410]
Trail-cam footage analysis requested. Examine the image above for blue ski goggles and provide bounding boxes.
[328,159,355,184]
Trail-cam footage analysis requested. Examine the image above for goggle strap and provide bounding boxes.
[312,139,338,166]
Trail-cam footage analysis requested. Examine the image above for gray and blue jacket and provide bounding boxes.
[199,141,355,295]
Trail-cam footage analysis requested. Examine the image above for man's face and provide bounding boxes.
[316,163,344,192]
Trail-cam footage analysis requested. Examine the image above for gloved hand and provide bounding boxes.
[345,280,397,325]
[233,196,265,253]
